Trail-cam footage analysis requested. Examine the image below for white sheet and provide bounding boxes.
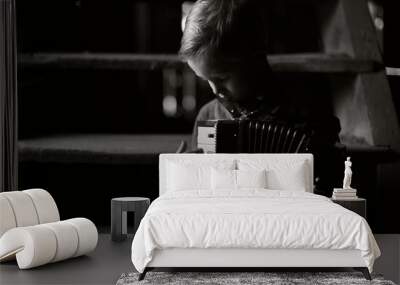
[131,190,380,273]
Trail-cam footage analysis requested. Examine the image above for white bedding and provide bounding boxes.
[131,190,380,273]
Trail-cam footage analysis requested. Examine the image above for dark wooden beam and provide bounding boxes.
[19,53,184,70]
[18,52,382,74]
[18,134,192,165]
[269,53,381,73]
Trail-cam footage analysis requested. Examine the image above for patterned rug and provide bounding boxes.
[116,271,396,285]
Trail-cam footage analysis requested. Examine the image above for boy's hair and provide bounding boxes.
[180,0,267,60]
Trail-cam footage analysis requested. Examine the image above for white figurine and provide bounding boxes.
[343,157,353,189]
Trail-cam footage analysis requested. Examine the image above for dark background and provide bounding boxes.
[16,0,400,232]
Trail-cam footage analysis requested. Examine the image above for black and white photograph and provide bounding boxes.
[1,0,399,284]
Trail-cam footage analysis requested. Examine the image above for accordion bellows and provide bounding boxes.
[197,120,312,153]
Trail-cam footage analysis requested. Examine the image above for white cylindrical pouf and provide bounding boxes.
[0,226,57,269]
[65,218,98,257]
[1,192,39,227]
[0,189,98,269]
[0,195,17,237]
[42,221,79,263]
[0,219,98,269]
[23,189,60,224]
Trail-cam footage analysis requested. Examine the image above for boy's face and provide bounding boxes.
[187,51,261,104]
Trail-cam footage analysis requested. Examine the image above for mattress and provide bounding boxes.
[131,190,380,273]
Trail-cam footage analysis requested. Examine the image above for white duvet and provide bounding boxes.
[131,190,380,273]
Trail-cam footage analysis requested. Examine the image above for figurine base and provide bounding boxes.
[332,188,358,200]
[334,188,357,192]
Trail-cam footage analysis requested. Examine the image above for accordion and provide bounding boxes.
[197,120,311,153]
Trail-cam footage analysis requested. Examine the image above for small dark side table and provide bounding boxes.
[331,198,367,219]
[111,197,150,241]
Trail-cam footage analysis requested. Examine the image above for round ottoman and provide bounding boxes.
[111,197,150,242]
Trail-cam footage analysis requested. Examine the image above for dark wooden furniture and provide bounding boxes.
[111,197,150,242]
[331,198,367,219]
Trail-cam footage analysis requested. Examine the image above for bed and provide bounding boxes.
[131,153,380,280]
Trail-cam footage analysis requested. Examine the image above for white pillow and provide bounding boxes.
[266,163,308,191]
[166,160,236,192]
[167,162,210,191]
[238,159,309,192]
[211,169,268,190]
[211,168,236,190]
[236,169,267,189]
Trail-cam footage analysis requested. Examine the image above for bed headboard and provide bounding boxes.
[159,153,314,196]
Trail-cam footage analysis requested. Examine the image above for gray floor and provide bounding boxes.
[0,233,134,285]
[374,234,400,284]
[1,234,399,285]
